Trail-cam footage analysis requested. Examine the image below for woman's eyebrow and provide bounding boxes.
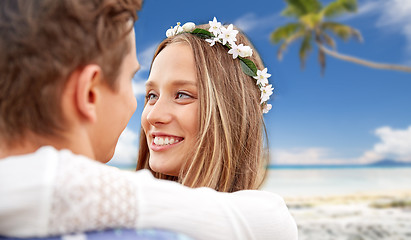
[145,80,157,89]
[169,80,197,87]
[145,79,197,88]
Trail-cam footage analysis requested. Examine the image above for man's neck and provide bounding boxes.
[0,140,41,159]
[0,132,95,160]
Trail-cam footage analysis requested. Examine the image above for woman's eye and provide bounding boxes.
[146,93,158,102]
[176,92,191,99]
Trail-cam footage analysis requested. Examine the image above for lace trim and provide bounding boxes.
[48,156,137,234]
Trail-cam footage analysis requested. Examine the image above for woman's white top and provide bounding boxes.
[0,146,297,240]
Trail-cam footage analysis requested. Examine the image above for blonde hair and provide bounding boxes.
[137,24,269,192]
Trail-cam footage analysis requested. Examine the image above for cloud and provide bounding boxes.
[132,78,146,97]
[109,127,139,167]
[272,125,411,165]
[359,125,411,163]
[375,0,411,54]
[137,43,159,72]
[339,0,411,59]
[132,43,159,98]
[338,0,380,21]
[233,12,282,33]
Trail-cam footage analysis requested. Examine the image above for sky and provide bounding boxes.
[108,0,411,168]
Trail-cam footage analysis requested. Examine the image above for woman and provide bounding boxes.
[137,18,274,192]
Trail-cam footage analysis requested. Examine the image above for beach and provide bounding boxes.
[261,168,411,239]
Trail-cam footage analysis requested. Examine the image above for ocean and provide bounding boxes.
[261,167,411,197]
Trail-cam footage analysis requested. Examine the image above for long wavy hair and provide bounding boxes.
[137,24,269,192]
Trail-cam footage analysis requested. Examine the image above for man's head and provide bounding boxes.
[0,0,142,161]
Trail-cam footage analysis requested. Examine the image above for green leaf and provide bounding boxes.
[191,28,214,39]
[321,22,362,42]
[299,33,313,69]
[320,32,336,49]
[283,0,322,17]
[318,49,326,75]
[270,23,303,43]
[322,0,357,18]
[276,29,306,60]
[239,57,257,77]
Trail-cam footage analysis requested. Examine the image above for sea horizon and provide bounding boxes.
[261,167,411,197]
[267,164,411,170]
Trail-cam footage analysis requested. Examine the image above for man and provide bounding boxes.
[0,1,298,240]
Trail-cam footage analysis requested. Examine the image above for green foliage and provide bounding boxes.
[191,28,214,39]
[271,0,361,73]
[271,0,411,73]
[320,32,336,49]
[270,23,303,43]
[277,30,305,60]
[321,22,362,42]
[282,0,323,18]
[322,0,357,18]
[239,57,258,77]
[300,13,322,29]
[318,49,326,75]
[299,34,313,68]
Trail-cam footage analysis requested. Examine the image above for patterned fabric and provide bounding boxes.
[48,157,137,235]
[0,229,193,240]
[0,146,298,240]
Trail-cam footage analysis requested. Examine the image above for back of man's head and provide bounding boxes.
[0,0,142,146]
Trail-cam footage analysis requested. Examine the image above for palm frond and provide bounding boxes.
[270,22,304,43]
[300,13,322,29]
[321,21,363,42]
[318,49,326,75]
[282,0,323,18]
[322,0,357,18]
[299,33,313,68]
[320,32,337,49]
[277,30,306,60]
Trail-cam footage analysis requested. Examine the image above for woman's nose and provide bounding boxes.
[146,96,173,126]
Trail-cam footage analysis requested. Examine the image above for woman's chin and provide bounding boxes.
[149,159,179,176]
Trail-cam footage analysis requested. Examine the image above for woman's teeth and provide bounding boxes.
[153,136,181,146]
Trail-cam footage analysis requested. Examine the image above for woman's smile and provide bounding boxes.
[141,43,199,176]
[150,134,184,151]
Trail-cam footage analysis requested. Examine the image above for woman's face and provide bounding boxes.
[141,43,199,176]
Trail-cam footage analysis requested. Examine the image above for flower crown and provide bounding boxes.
[165,17,273,114]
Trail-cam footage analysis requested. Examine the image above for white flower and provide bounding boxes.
[260,84,274,104]
[262,104,272,114]
[166,27,175,37]
[227,43,241,59]
[182,22,196,32]
[205,37,220,46]
[227,44,254,59]
[253,68,271,86]
[218,24,238,45]
[238,45,253,58]
[173,22,183,35]
[209,17,222,36]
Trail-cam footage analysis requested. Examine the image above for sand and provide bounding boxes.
[285,190,411,240]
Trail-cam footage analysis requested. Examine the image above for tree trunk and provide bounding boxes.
[316,42,411,73]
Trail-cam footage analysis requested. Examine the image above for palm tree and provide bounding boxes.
[271,0,411,74]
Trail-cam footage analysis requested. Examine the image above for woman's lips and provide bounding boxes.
[150,135,184,151]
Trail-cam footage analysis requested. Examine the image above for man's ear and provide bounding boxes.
[74,64,103,123]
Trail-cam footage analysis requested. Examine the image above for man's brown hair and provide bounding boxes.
[0,0,142,144]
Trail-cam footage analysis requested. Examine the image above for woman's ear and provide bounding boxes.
[74,64,103,123]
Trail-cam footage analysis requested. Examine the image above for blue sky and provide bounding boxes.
[109,0,411,168]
